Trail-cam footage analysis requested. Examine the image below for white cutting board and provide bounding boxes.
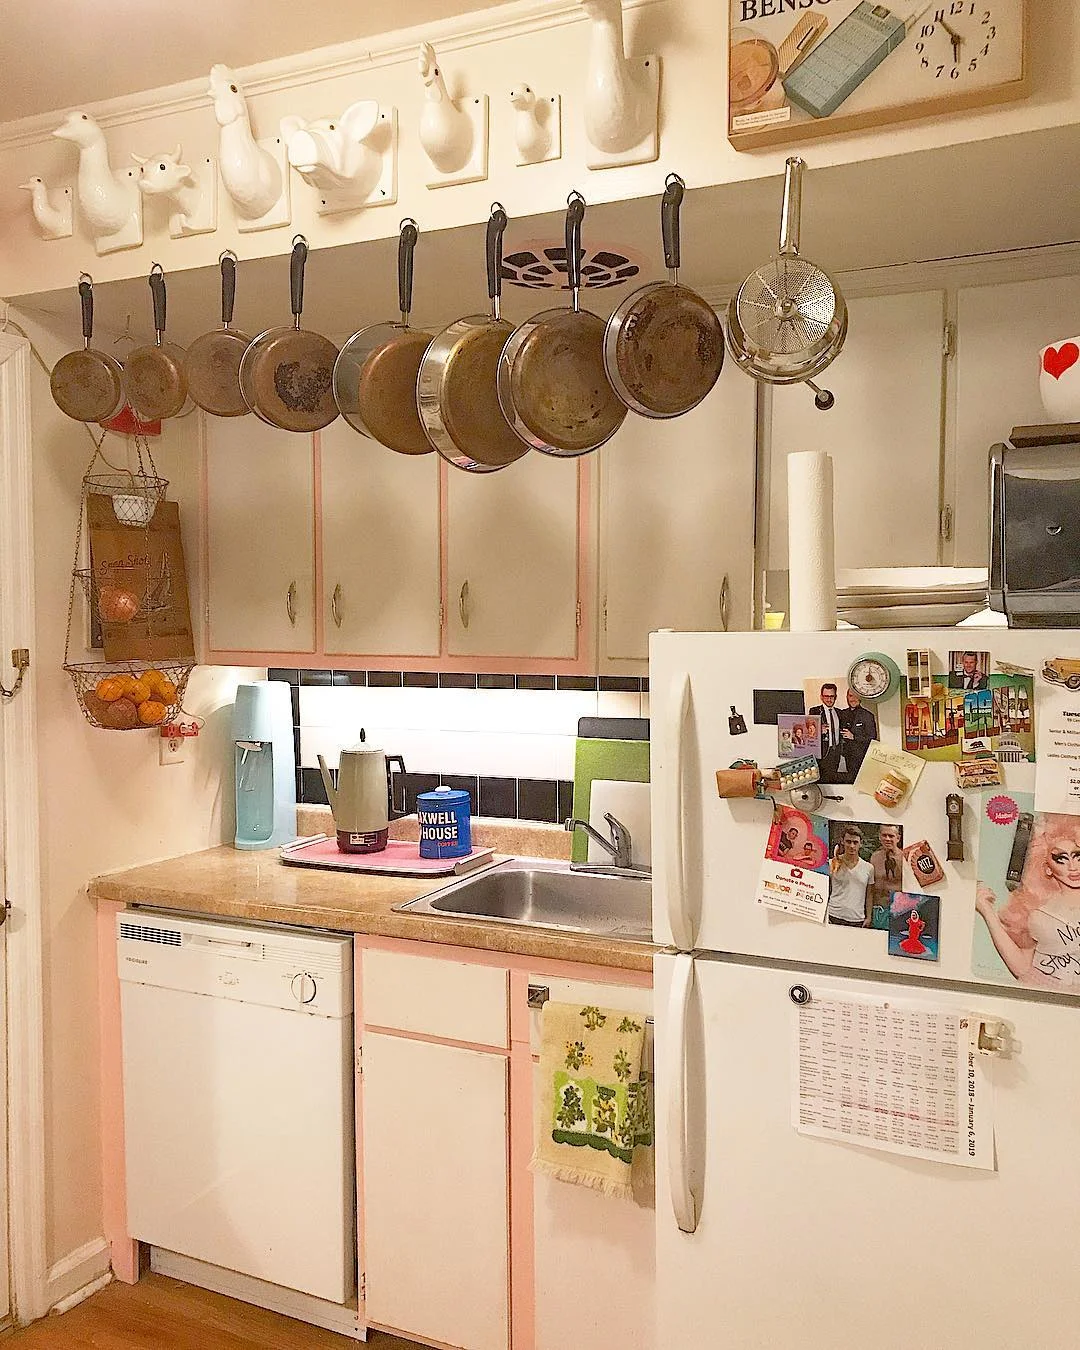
[587,779,651,867]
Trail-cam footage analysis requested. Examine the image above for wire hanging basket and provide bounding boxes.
[65,659,194,730]
[84,470,169,526]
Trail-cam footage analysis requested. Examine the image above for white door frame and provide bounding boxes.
[0,331,49,1323]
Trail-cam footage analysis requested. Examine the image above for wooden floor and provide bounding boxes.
[1,1273,423,1348]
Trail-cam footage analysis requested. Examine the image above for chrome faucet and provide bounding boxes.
[565,813,650,878]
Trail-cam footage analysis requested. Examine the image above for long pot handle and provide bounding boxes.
[778,156,803,258]
[486,203,507,321]
[290,235,308,331]
[398,218,419,326]
[565,192,585,313]
[78,274,94,349]
[662,173,685,279]
[220,251,237,329]
[149,264,167,341]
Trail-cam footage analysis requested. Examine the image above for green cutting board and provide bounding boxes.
[571,738,651,863]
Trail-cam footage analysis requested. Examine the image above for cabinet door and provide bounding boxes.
[954,273,1080,564]
[205,417,315,654]
[446,455,580,659]
[601,375,756,661]
[530,976,655,1350]
[321,421,441,657]
[362,1032,509,1350]
[767,290,945,572]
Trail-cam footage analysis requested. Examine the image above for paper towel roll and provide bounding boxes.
[787,451,836,632]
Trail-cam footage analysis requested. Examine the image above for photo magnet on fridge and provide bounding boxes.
[974,792,1080,992]
[888,892,940,962]
[949,649,991,691]
[777,713,821,760]
[756,803,831,922]
[804,677,877,785]
[826,819,909,930]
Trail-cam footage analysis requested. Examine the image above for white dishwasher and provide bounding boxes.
[118,911,355,1306]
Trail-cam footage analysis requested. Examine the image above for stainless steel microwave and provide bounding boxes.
[989,425,1080,627]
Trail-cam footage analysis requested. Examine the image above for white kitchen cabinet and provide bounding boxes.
[600,374,757,660]
[320,421,441,657]
[529,975,655,1350]
[205,417,316,654]
[445,455,580,659]
[767,290,946,572]
[952,273,1080,564]
[361,1032,509,1350]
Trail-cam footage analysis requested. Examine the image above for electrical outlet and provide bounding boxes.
[159,732,185,766]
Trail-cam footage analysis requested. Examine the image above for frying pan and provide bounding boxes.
[183,252,251,417]
[416,204,527,473]
[123,264,188,420]
[333,220,434,455]
[50,275,125,423]
[497,192,626,457]
[726,156,846,411]
[603,174,725,419]
[239,236,339,433]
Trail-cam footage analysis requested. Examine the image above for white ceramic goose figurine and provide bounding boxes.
[52,111,138,235]
[133,146,201,221]
[579,0,651,155]
[20,176,70,237]
[418,41,473,174]
[208,64,281,219]
[510,86,551,164]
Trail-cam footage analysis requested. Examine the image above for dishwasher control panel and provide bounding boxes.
[117,911,352,1018]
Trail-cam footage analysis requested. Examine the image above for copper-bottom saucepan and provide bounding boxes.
[416,203,527,472]
[123,264,189,421]
[183,252,251,417]
[239,236,340,433]
[333,219,434,456]
[50,275,125,423]
[603,173,725,419]
[497,192,626,457]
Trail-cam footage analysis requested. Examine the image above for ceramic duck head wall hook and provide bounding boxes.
[19,175,72,239]
[208,63,283,221]
[53,110,142,251]
[510,85,552,163]
[417,41,475,175]
[282,99,381,195]
[578,0,655,157]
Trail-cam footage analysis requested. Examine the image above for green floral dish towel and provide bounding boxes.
[531,1001,653,1201]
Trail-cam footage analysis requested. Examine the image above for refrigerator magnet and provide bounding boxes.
[853,741,925,808]
[888,893,940,962]
[847,652,901,702]
[728,705,748,735]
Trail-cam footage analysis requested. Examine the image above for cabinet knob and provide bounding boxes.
[331,583,343,628]
[459,579,471,630]
[286,581,297,627]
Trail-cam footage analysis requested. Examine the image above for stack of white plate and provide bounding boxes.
[835,567,990,629]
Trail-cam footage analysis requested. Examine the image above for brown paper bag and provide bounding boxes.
[86,494,196,663]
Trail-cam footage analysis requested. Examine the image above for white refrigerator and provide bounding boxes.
[651,629,1080,1350]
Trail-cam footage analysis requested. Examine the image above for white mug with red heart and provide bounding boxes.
[1040,337,1080,421]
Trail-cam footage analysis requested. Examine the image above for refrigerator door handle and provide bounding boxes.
[664,671,694,951]
[665,952,699,1235]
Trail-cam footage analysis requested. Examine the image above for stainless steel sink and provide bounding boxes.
[395,858,652,943]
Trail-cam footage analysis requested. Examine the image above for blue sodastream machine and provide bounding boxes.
[233,681,297,850]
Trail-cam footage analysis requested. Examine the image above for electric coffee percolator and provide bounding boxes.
[319,738,405,853]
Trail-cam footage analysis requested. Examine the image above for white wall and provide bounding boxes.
[17,308,260,1271]
[1,0,1079,296]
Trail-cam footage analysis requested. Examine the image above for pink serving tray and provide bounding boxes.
[280,836,495,877]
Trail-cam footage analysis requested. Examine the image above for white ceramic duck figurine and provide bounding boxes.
[510,85,551,164]
[418,41,473,175]
[579,0,651,155]
[281,100,381,195]
[132,146,202,221]
[208,64,282,219]
[52,111,138,235]
[19,176,71,237]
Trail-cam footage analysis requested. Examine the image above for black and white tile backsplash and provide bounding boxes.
[269,669,650,824]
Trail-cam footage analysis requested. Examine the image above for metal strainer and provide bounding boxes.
[727,156,847,410]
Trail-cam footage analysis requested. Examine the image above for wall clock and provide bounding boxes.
[728,0,1027,151]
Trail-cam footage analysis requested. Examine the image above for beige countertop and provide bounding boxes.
[89,812,655,974]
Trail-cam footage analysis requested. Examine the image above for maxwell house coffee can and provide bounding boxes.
[417,786,472,859]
